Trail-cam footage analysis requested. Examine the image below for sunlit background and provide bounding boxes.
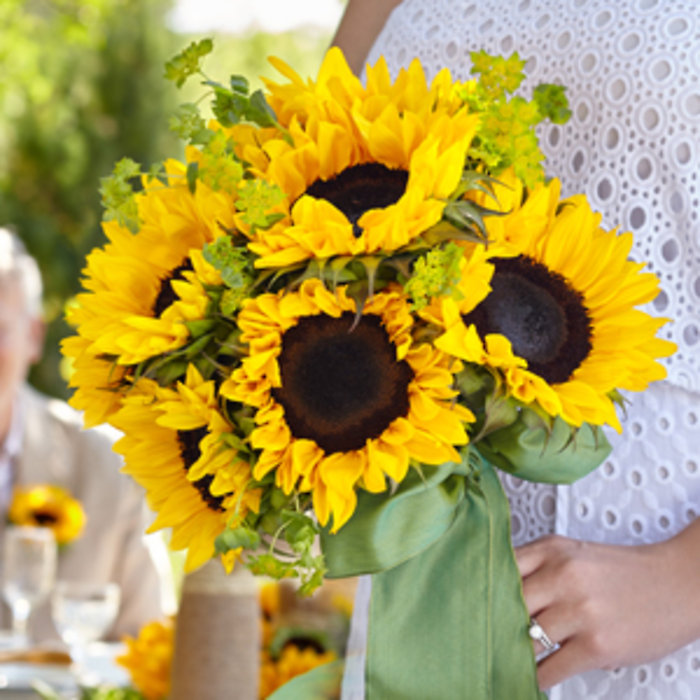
[168,0,343,34]
[0,0,344,397]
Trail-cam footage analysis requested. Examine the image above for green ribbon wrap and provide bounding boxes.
[272,418,610,700]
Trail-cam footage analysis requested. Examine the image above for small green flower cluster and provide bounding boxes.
[464,50,571,187]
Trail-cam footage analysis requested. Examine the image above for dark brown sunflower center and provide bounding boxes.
[282,637,327,655]
[177,427,226,512]
[273,312,414,453]
[463,256,592,384]
[305,163,409,238]
[152,260,193,317]
[33,511,58,525]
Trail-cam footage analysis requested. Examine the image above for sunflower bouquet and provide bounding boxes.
[62,41,674,700]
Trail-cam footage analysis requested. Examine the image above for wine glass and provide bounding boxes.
[51,581,121,687]
[2,525,57,647]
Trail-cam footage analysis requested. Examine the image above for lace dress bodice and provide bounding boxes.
[346,1,700,698]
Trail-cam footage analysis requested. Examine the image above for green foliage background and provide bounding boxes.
[0,0,334,398]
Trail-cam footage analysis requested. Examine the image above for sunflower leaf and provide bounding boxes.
[327,256,354,288]
[456,365,495,402]
[211,87,249,126]
[186,161,199,194]
[297,559,327,597]
[229,74,250,95]
[153,359,190,385]
[520,404,555,435]
[472,393,519,442]
[215,525,260,553]
[247,89,277,128]
[219,432,248,454]
[183,320,216,337]
[358,256,382,297]
[246,553,297,580]
[454,169,502,202]
[268,487,289,511]
[183,332,214,359]
[442,199,494,238]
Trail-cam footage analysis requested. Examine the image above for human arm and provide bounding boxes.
[330,0,403,75]
[107,492,168,638]
[516,516,700,689]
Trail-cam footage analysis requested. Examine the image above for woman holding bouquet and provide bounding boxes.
[333,0,700,698]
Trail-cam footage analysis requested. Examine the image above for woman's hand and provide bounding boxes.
[515,518,700,689]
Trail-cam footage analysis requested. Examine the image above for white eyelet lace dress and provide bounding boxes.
[342,1,700,698]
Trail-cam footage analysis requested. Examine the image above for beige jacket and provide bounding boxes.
[11,385,163,641]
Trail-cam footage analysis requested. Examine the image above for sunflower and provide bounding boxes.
[435,178,676,430]
[70,161,233,367]
[240,48,479,268]
[260,581,282,649]
[111,367,259,572]
[117,619,174,700]
[263,47,468,134]
[259,645,337,700]
[8,484,86,546]
[221,278,473,532]
[61,332,130,429]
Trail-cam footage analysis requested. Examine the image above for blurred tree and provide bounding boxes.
[0,0,180,397]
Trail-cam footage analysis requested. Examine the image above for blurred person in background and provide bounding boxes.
[0,225,164,642]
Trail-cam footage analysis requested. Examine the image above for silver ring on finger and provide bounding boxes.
[528,618,557,652]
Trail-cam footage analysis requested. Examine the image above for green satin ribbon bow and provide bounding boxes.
[272,418,610,700]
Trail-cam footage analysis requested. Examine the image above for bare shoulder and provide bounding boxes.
[331,0,404,75]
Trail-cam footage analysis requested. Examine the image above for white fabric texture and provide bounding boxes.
[344,0,700,698]
[0,397,23,511]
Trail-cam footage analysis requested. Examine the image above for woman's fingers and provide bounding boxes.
[513,526,700,690]
[535,639,599,690]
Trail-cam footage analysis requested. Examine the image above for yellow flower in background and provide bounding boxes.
[117,619,174,700]
[8,485,86,546]
[435,179,676,429]
[120,580,348,700]
[259,646,338,699]
[243,48,479,268]
[223,278,474,532]
[111,368,259,572]
[69,161,231,367]
[260,581,282,649]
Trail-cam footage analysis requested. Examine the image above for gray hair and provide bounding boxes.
[0,227,43,318]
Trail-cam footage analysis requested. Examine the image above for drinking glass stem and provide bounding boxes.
[69,641,95,688]
[10,599,31,645]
